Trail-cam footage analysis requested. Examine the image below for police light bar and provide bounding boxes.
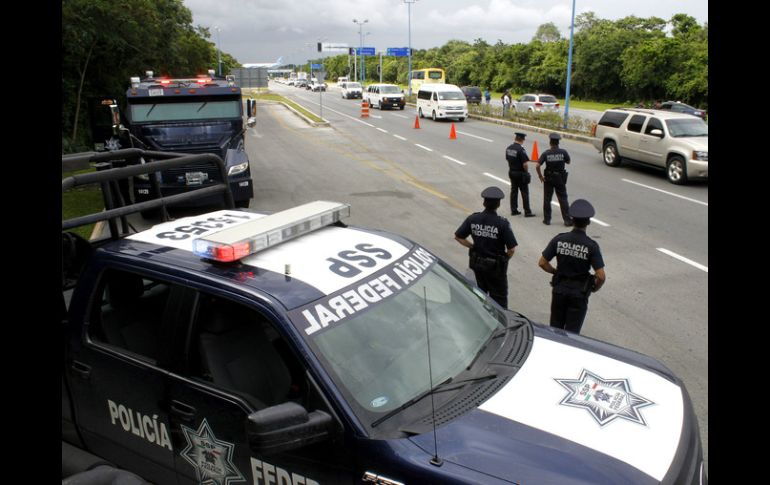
[192,201,351,262]
[130,77,140,88]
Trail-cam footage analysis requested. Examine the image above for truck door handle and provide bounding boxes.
[170,400,196,421]
[71,361,91,379]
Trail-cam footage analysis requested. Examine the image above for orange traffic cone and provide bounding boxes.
[361,101,370,118]
[414,115,421,129]
[531,140,539,160]
[449,122,457,139]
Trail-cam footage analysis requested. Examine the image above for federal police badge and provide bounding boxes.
[180,418,245,485]
[555,369,654,427]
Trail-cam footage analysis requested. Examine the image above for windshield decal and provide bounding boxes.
[290,246,436,337]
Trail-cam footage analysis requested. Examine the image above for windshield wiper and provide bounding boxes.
[197,102,208,113]
[371,377,452,428]
[145,104,157,118]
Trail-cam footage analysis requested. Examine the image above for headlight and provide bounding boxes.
[692,151,708,161]
[136,174,149,181]
[228,162,249,176]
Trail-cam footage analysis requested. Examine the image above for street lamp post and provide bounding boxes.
[563,0,576,129]
[353,19,368,84]
[403,0,418,96]
[214,26,222,76]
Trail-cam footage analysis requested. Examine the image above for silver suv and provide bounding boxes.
[514,93,559,113]
[591,108,708,185]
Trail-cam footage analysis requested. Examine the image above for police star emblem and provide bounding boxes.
[180,418,245,485]
[555,369,654,427]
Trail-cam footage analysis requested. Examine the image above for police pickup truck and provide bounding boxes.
[62,151,706,485]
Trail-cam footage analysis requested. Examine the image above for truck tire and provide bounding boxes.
[603,141,622,167]
[667,156,688,185]
[418,108,424,118]
[432,110,437,121]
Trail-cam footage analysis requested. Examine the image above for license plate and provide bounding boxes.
[185,172,208,186]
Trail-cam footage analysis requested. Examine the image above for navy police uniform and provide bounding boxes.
[538,133,572,226]
[541,200,604,333]
[455,187,518,308]
[505,132,535,217]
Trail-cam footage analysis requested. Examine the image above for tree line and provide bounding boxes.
[315,13,707,109]
[62,2,706,152]
[62,0,238,152]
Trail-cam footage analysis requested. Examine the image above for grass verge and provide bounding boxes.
[245,91,324,122]
[62,167,104,240]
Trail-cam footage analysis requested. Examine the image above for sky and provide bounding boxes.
[184,0,708,66]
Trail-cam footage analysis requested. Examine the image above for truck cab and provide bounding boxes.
[103,70,255,211]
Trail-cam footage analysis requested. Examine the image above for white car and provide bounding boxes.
[514,93,560,113]
[340,82,362,99]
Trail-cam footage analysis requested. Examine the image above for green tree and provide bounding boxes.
[534,22,561,42]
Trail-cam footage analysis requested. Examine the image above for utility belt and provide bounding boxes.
[509,169,531,184]
[544,169,568,185]
[469,249,507,276]
[551,273,595,296]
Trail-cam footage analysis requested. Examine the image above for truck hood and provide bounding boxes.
[408,336,684,484]
[672,136,708,151]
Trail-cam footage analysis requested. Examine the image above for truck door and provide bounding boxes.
[637,116,667,166]
[168,288,357,485]
[66,267,179,484]
[620,114,646,159]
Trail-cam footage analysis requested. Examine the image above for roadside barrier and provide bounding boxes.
[361,101,369,118]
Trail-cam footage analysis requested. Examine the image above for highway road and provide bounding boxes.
[251,81,709,466]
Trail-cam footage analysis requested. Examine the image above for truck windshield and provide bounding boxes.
[438,92,465,100]
[665,118,708,137]
[129,100,241,123]
[303,260,505,417]
[380,85,401,94]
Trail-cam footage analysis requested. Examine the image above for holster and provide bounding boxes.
[522,172,532,184]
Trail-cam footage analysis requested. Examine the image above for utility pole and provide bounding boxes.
[403,0,418,96]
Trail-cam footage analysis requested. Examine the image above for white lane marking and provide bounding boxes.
[622,179,708,207]
[376,128,388,133]
[656,248,708,273]
[456,131,494,142]
[308,103,375,127]
[392,113,409,119]
[394,135,407,141]
[483,172,511,185]
[548,202,612,227]
[415,144,433,152]
[370,114,383,119]
[443,155,467,166]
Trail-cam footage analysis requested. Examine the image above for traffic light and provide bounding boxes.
[318,42,322,52]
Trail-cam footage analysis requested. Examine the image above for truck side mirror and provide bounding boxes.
[649,129,664,138]
[110,105,121,135]
[247,402,333,455]
[247,117,256,128]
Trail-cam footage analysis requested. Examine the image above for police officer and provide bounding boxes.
[538,199,606,334]
[455,186,518,308]
[505,132,535,217]
[535,132,572,226]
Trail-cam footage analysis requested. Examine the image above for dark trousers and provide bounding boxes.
[508,170,532,214]
[543,180,570,223]
[550,291,589,334]
[472,265,509,308]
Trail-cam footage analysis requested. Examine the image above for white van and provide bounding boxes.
[416,83,468,121]
[340,82,362,99]
[365,83,405,110]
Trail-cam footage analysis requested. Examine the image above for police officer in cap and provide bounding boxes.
[455,186,518,308]
[538,199,606,334]
[536,132,573,226]
[505,132,536,217]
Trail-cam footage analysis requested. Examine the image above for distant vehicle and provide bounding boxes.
[241,56,284,69]
[337,76,349,83]
[409,68,445,94]
[416,83,468,121]
[340,82,363,99]
[460,86,482,105]
[514,94,560,113]
[295,79,309,88]
[365,83,405,110]
[591,107,708,184]
[310,81,327,92]
[658,101,707,120]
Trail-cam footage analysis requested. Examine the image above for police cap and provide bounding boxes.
[569,199,595,219]
[514,132,527,139]
[481,186,505,200]
[549,133,561,141]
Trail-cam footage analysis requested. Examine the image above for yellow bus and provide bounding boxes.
[409,68,445,94]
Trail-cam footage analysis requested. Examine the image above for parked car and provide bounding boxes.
[460,86,483,104]
[514,93,559,113]
[658,101,707,120]
[591,108,708,185]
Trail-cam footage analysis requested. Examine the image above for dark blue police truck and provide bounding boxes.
[92,70,255,214]
[62,151,706,485]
